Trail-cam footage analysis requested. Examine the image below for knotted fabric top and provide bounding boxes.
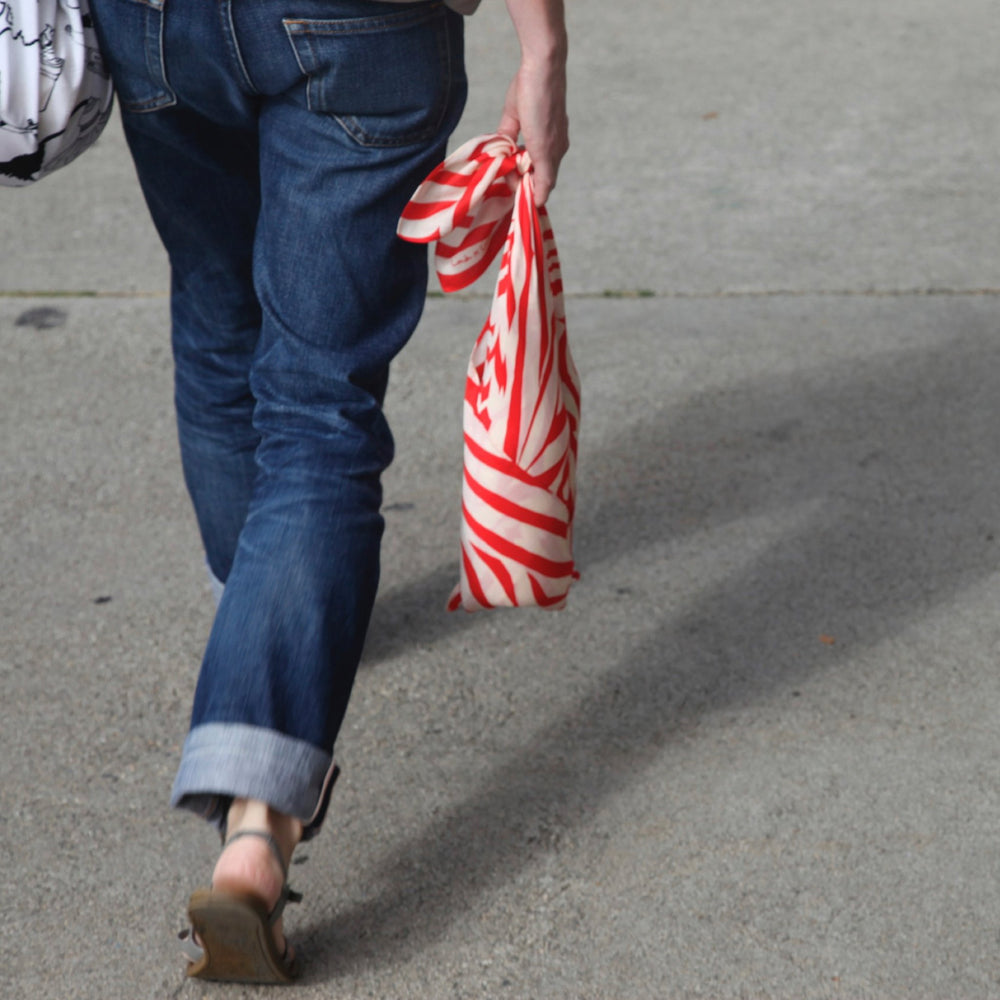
[398,134,581,611]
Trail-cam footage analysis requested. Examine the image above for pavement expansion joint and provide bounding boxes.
[4,286,1000,301]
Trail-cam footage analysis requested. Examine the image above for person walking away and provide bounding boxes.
[89,0,569,981]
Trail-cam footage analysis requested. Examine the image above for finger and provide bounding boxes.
[497,76,521,142]
[531,165,555,206]
[496,113,520,142]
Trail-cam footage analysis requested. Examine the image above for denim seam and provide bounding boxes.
[282,3,445,37]
[283,22,314,112]
[220,0,261,96]
[124,0,177,113]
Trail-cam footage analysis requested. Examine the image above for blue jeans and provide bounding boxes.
[90,0,467,837]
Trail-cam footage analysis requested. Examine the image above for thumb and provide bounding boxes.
[497,113,520,143]
[496,76,521,143]
[525,153,557,206]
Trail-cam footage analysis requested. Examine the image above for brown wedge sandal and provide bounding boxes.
[178,830,302,984]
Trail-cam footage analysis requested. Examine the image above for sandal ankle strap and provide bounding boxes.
[223,829,289,879]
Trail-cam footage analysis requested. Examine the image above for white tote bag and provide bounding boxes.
[0,0,114,186]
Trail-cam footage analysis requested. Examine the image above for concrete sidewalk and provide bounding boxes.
[3,2,1000,998]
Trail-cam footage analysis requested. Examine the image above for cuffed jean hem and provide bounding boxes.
[171,722,339,841]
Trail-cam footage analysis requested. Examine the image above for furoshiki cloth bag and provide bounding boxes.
[0,0,114,186]
[398,133,581,611]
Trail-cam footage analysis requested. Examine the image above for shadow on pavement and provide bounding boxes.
[310,299,1000,974]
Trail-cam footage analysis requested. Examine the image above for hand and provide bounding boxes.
[497,4,569,207]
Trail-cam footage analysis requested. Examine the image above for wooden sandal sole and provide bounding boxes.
[185,888,296,984]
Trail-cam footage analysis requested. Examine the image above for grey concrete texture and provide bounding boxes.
[2,1,999,998]
[6,0,1000,298]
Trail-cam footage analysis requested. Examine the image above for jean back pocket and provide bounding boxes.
[92,0,175,113]
[284,3,459,148]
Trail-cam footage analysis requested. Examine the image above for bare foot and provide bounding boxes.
[211,799,303,958]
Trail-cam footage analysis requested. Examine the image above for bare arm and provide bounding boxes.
[497,0,569,206]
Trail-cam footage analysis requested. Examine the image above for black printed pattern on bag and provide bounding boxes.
[0,0,113,185]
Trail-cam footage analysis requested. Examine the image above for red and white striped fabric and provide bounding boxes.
[398,133,581,611]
